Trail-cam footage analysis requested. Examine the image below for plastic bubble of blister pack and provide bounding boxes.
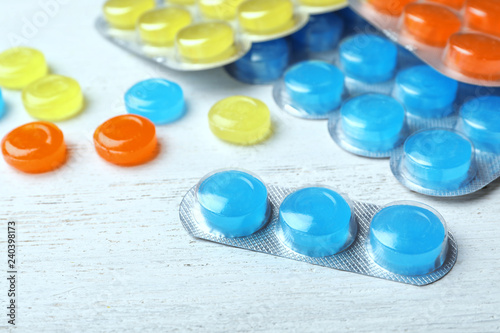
[96,0,349,71]
[179,169,458,286]
[348,0,500,87]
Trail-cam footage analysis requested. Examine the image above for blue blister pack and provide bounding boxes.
[179,169,458,286]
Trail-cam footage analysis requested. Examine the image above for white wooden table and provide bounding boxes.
[1,1,499,332]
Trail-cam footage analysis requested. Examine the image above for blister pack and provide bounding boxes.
[391,125,500,197]
[348,0,500,87]
[179,169,458,286]
[225,8,364,84]
[96,0,347,71]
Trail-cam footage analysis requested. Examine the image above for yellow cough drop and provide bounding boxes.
[208,96,272,145]
[22,75,84,121]
[0,47,48,90]
[176,22,235,62]
[199,0,247,20]
[298,0,345,6]
[238,0,295,35]
[138,7,192,46]
[103,0,156,29]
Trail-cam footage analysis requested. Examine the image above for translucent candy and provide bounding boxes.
[394,65,458,118]
[403,129,474,189]
[460,96,500,154]
[225,38,289,85]
[208,96,271,145]
[238,0,294,35]
[125,78,185,124]
[195,170,270,237]
[278,187,357,257]
[0,89,4,118]
[298,0,345,6]
[340,94,405,152]
[284,61,344,115]
[0,47,48,90]
[137,7,192,46]
[93,115,158,166]
[291,12,344,57]
[1,122,66,173]
[339,34,397,83]
[402,3,462,47]
[22,75,84,122]
[103,0,155,29]
[368,0,416,16]
[465,0,500,38]
[168,0,195,4]
[445,33,500,81]
[199,0,246,20]
[428,0,464,10]
[368,202,448,276]
[176,22,235,62]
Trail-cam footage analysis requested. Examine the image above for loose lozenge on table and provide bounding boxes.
[93,114,158,166]
[0,47,48,90]
[208,96,272,145]
[125,78,185,125]
[1,122,66,173]
[22,75,84,122]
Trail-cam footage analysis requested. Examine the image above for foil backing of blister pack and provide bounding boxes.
[348,0,500,87]
[179,184,458,286]
[96,0,349,71]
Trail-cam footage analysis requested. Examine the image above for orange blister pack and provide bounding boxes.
[349,0,500,86]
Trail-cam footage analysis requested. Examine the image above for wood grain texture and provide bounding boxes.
[0,1,499,332]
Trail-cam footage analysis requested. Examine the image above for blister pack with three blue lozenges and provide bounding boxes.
[179,169,458,286]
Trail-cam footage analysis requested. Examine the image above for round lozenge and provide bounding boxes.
[402,3,462,47]
[460,96,500,153]
[103,0,156,29]
[93,114,158,166]
[0,89,4,118]
[22,75,84,122]
[403,129,474,189]
[368,0,416,16]
[138,7,192,46]
[125,78,185,124]
[238,0,294,35]
[445,33,500,81]
[340,94,406,152]
[394,65,458,118]
[199,0,246,20]
[465,0,500,38]
[368,202,448,276]
[225,38,290,84]
[298,0,345,6]
[208,96,271,145]
[284,61,344,115]
[278,187,357,257]
[176,22,235,63]
[428,0,464,9]
[168,0,195,4]
[339,34,397,84]
[196,170,269,237]
[1,122,66,173]
[291,12,344,55]
[0,47,48,90]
